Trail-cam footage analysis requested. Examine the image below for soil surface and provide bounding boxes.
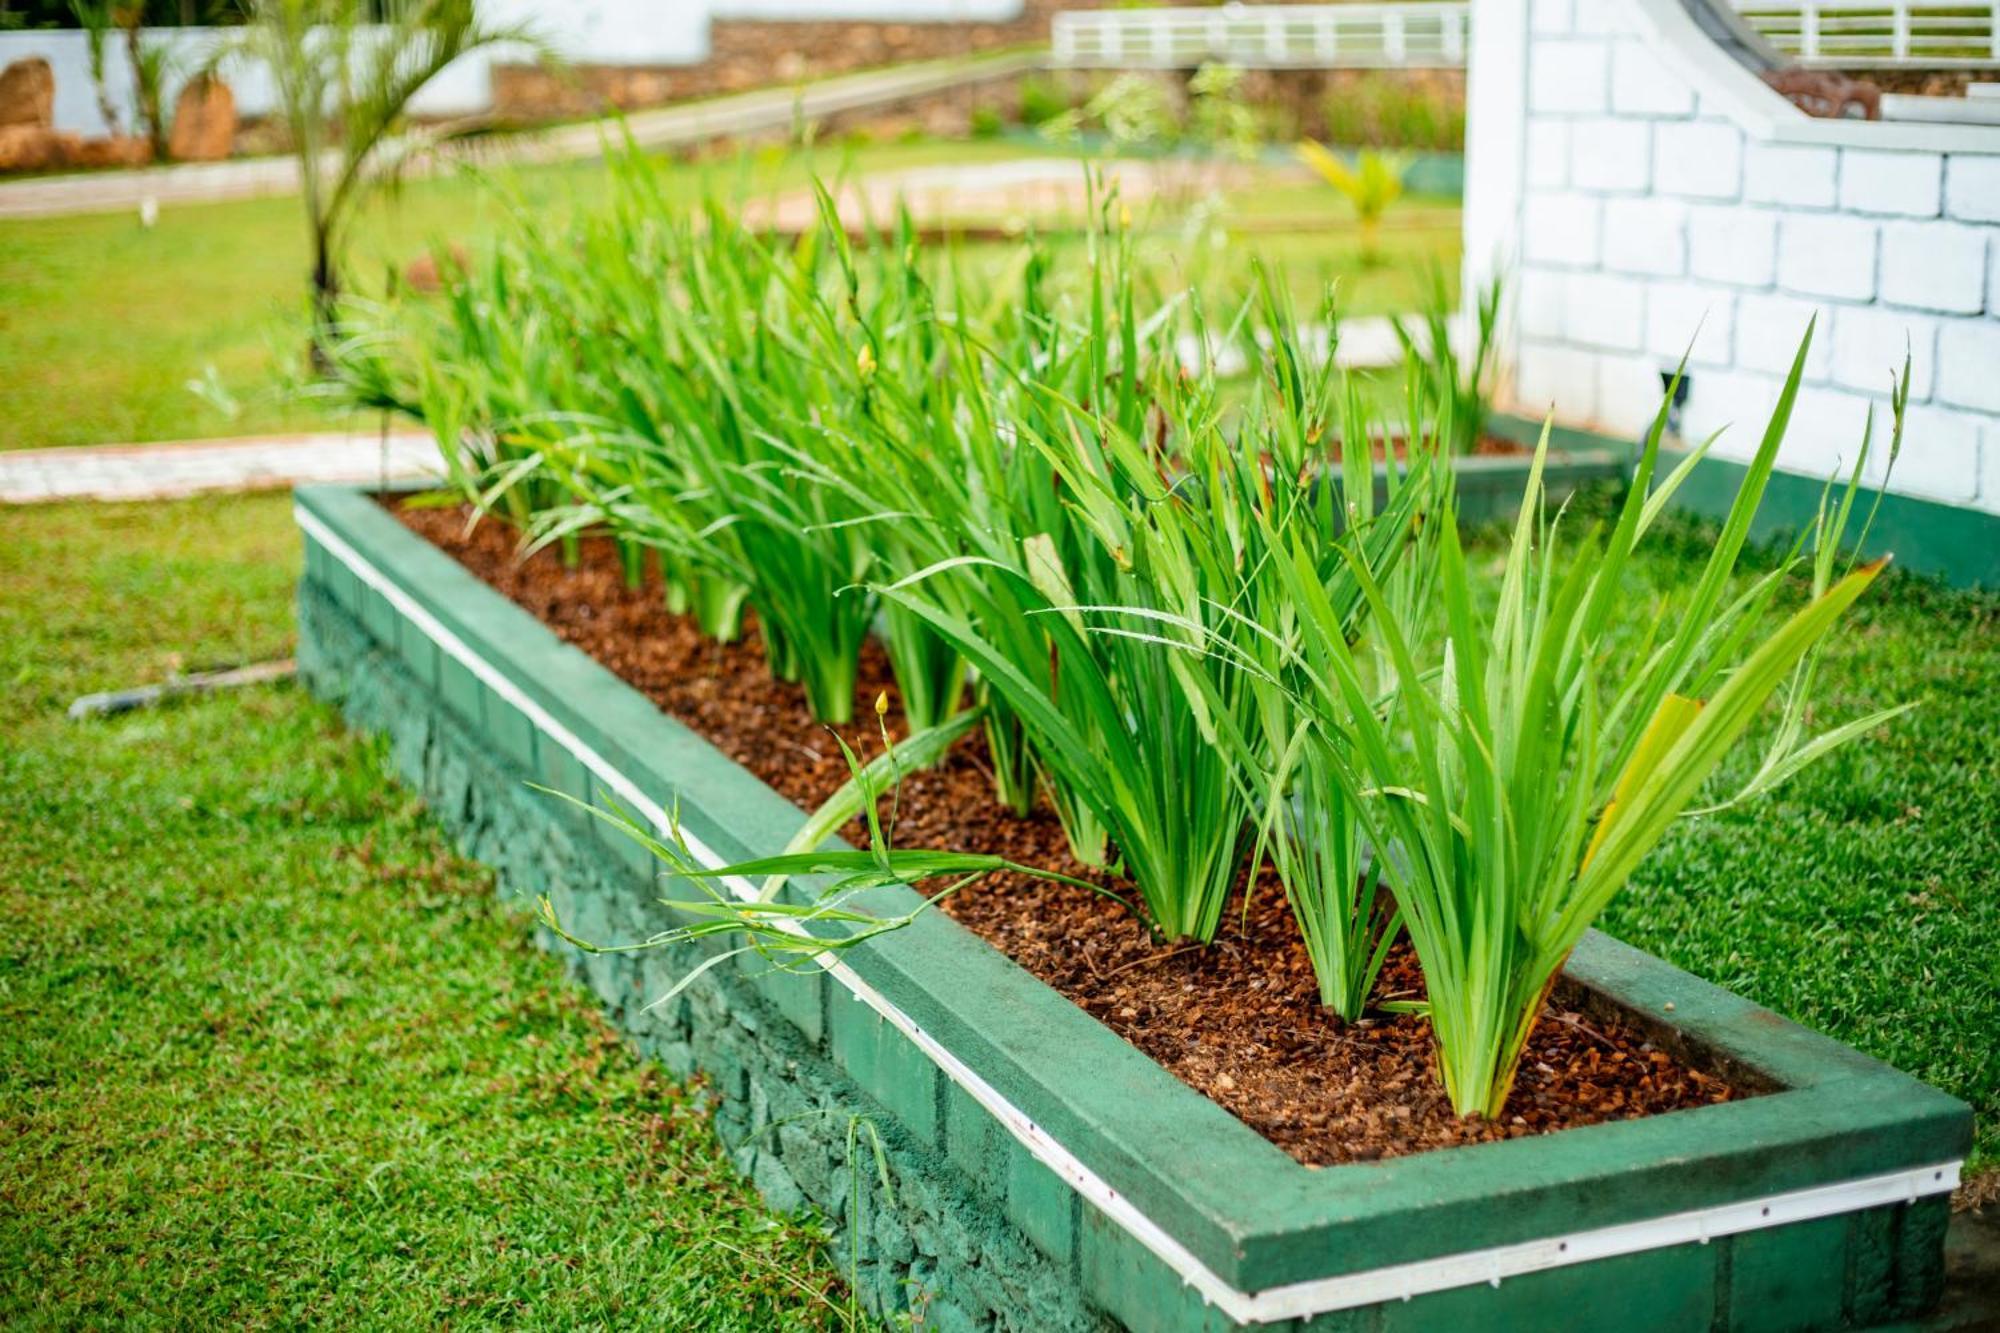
[395,501,1739,1166]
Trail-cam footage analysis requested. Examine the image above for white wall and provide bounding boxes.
[1469,0,2000,515]
[483,0,711,66]
[0,0,1025,136]
[0,27,505,137]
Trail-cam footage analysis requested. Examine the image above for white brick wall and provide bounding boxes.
[1838,150,1943,219]
[1571,118,1653,193]
[1743,144,1837,209]
[1489,0,2000,517]
[1524,192,1603,267]
[1688,205,1777,287]
[1529,39,1609,114]
[1654,121,1744,200]
[1830,306,1935,398]
[1878,222,1987,315]
[1947,155,2000,223]
[1897,404,1984,504]
[1609,41,1695,118]
[1567,271,1648,350]
[1734,291,1835,379]
[1644,281,1734,366]
[1519,267,1568,339]
[1602,197,1688,276]
[1938,321,2000,414]
[1778,214,1879,301]
[1527,120,1571,189]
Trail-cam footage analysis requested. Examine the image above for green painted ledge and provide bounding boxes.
[1482,412,2000,592]
[294,483,1972,1329]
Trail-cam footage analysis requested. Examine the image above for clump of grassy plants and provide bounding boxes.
[331,150,1910,1125]
[1261,340,1908,1116]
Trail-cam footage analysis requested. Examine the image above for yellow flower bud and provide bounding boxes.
[874,690,890,718]
[856,344,877,379]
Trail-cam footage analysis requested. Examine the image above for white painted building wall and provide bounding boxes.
[0,27,510,137]
[1466,0,2000,514]
[0,0,1022,137]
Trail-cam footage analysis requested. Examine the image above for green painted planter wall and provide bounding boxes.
[294,485,1969,1332]
[1480,413,2000,592]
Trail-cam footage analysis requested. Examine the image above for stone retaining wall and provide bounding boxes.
[493,0,1098,120]
[298,574,1114,1331]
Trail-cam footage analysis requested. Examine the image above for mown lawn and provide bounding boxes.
[1596,514,1999,1183]
[0,137,1456,452]
[0,494,842,1329]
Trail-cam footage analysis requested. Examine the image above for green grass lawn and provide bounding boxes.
[0,494,842,1329]
[0,138,1457,452]
[1595,518,1999,1180]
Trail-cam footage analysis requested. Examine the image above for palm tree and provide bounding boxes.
[68,0,125,139]
[111,3,169,159]
[214,0,548,345]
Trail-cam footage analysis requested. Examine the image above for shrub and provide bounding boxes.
[1320,72,1465,152]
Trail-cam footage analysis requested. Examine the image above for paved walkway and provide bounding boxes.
[0,430,442,503]
[0,49,1044,221]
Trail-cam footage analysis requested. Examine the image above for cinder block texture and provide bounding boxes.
[296,578,1114,1333]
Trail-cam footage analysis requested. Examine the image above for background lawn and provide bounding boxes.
[0,138,1458,452]
[1597,515,1999,1185]
[0,494,845,1329]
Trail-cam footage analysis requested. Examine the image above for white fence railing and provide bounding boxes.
[1733,1,2000,67]
[1049,3,1470,69]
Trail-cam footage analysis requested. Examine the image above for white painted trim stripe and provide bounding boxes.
[298,501,1963,1325]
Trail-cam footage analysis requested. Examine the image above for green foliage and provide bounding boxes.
[126,20,174,156]
[0,138,1452,452]
[1261,340,1906,1116]
[1320,72,1466,152]
[541,700,1109,1000]
[1395,268,1501,457]
[1187,62,1264,162]
[333,151,1912,1124]
[1017,72,1074,129]
[1296,141,1406,262]
[1086,72,1179,150]
[68,0,122,137]
[209,0,553,326]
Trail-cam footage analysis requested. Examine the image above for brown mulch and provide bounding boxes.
[1329,434,1529,462]
[394,500,1740,1166]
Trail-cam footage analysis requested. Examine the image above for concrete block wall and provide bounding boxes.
[1472,0,2000,515]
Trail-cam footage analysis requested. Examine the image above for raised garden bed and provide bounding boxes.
[296,481,1969,1332]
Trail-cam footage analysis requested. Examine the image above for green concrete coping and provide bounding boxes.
[1483,411,2000,592]
[294,482,1970,1308]
[1659,447,2000,592]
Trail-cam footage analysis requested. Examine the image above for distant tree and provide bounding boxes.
[114,2,172,157]
[68,0,124,134]
[210,0,548,350]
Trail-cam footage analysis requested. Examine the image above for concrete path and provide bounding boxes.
[0,430,441,503]
[0,48,1045,221]
[743,155,1289,232]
